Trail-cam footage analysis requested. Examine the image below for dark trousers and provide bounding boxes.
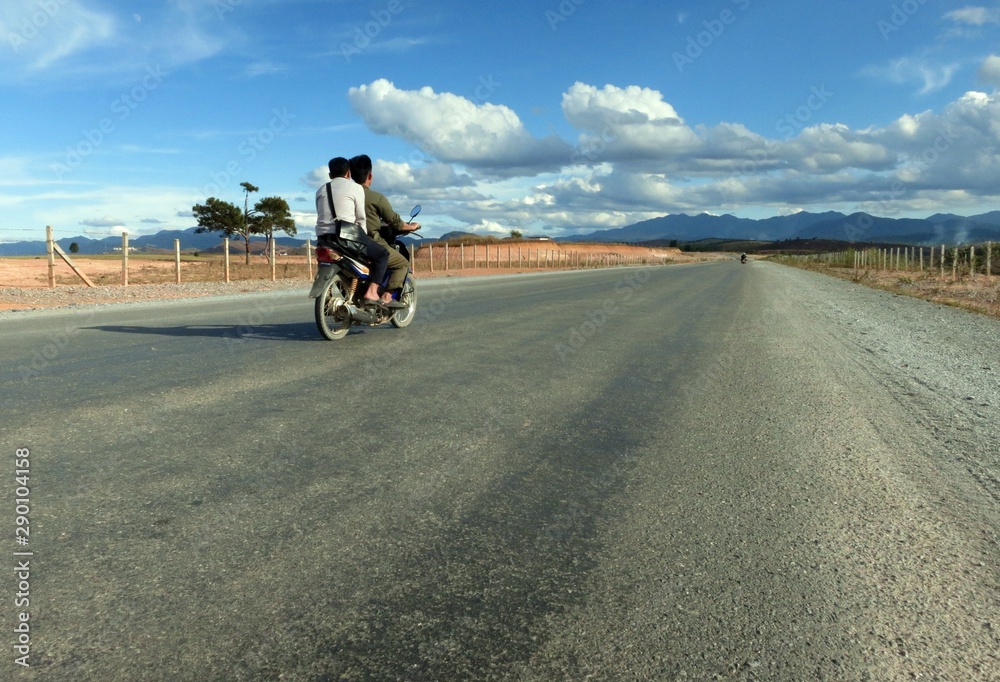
[374,233,410,290]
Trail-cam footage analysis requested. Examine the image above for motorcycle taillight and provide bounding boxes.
[316,247,341,264]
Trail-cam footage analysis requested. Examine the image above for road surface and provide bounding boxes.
[1,262,998,680]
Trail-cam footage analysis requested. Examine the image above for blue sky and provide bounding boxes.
[2,0,1000,244]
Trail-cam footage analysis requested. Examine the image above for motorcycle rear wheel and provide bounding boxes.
[390,274,417,328]
[315,274,353,340]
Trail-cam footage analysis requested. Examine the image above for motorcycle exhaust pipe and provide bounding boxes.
[343,304,379,324]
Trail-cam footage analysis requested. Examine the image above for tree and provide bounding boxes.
[192,197,248,262]
[69,242,79,254]
[252,196,296,260]
[192,183,295,264]
[510,229,523,239]
[240,182,259,264]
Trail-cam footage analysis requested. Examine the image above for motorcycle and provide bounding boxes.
[308,206,420,340]
[740,253,748,264]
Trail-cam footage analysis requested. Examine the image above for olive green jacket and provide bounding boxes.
[362,186,404,240]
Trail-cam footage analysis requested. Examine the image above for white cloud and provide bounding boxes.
[244,61,286,78]
[81,216,126,228]
[865,57,960,95]
[374,160,478,196]
[0,1,231,83]
[347,79,572,174]
[465,220,512,236]
[559,83,894,177]
[562,82,684,129]
[0,1,116,72]
[979,54,1000,86]
[0,183,208,238]
[338,77,1000,230]
[944,6,1000,25]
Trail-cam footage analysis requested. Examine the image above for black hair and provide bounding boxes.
[328,157,350,178]
[349,154,373,184]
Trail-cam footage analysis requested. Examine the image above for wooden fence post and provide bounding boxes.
[952,247,958,280]
[270,238,276,281]
[224,238,231,283]
[121,232,129,286]
[940,244,945,279]
[987,241,993,282]
[46,226,55,289]
[46,227,96,288]
[444,243,449,271]
[970,245,976,281]
[306,239,313,280]
[429,244,434,272]
[174,239,181,283]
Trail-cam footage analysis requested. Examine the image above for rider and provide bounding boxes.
[349,154,420,298]
[740,252,747,263]
[315,157,388,306]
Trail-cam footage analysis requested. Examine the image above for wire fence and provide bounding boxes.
[788,242,996,281]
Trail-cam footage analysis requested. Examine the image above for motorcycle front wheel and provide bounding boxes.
[390,274,417,328]
[315,273,353,340]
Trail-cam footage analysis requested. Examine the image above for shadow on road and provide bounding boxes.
[84,323,322,342]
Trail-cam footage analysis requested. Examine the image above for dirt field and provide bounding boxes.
[0,244,720,312]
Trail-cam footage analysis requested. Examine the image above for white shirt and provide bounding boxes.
[315,176,367,237]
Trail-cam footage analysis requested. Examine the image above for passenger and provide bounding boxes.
[315,156,389,306]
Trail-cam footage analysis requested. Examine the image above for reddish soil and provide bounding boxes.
[0,244,709,312]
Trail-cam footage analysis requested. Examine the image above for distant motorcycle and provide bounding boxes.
[308,206,420,340]
[740,253,748,264]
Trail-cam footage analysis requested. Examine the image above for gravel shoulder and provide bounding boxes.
[0,279,311,313]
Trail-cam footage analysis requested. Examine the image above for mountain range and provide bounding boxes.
[0,227,304,257]
[567,210,1000,245]
[3,210,1000,257]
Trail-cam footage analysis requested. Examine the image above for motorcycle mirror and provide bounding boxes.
[410,205,421,220]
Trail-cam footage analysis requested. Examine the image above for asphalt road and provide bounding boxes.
[2,262,998,681]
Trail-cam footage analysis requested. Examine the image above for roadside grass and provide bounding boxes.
[773,257,1000,320]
